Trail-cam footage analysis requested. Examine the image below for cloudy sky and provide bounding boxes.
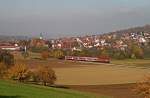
[0,0,150,38]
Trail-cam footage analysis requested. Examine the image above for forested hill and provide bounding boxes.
[112,24,150,34]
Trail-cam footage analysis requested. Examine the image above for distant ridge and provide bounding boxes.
[110,24,150,34]
[0,35,30,41]
[0,24,150,41]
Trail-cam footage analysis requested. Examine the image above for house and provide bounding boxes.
[0,43,20,51]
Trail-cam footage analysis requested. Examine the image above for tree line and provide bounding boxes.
[39,44,149,60]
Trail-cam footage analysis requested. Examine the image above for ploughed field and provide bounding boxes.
[54,65,150,85]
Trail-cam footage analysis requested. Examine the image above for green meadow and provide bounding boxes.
[0,80,110,98]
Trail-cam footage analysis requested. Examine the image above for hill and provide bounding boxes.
[0,80,109,98]
[0,35,30,41]
[110,24,150,35]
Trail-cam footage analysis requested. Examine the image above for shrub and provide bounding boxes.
[134,76,150,98]
[7,64,31,82]
[34,66,56,86]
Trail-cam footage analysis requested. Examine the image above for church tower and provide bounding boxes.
[40,33,43,40]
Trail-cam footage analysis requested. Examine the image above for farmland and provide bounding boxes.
[112,59,150,68]
[14,53,150,85]
[12,52,150,98]
[54,63,150,85]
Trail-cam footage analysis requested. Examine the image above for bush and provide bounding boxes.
[134,76,150,98]
[7,64,31,82]
[34,66,56,86]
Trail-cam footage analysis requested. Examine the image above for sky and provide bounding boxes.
[0,0,150,38]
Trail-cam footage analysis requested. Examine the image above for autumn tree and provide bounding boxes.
[52,50,64,59]
[34,66,56,86]
[7,64,31,82]
[134,76,150,98]
[41,51,49,60]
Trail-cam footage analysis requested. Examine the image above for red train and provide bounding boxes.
[65,56,110,63]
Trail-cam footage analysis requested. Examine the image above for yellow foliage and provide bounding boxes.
[134,76,150,98]
[8,64,31,82]
[35,66,56,86]
[52,50,64,59]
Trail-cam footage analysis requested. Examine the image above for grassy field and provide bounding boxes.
[0,80,110,98]
[112,59,150,68]
[14,52,150,68]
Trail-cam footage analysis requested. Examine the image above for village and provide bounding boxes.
[0,31,149,51]
[0,25,150,61]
